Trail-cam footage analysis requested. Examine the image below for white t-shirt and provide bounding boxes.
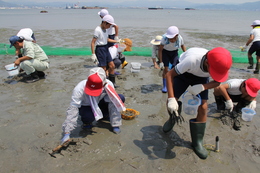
[175,47,209,77]
[17,28,34,41]
[160,34,184,51]
[94,26,108,45]
[250,27,260,42]
[107,25,116,35]
[224,79,245,95]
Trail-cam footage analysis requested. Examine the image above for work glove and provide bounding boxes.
[188,84,205,96]
[159,62,164,69]
[91,54,98,65]
[247,100,256,110]
[115,36,119,41]
[225,99,233,112]
[61,133,70,145]
[167,97,179,114]
[240,45,247,52]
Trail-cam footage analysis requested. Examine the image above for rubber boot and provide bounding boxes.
[108,74,119,88]
[162,78,167,93]
[189,119,208,159]
[163,101,182,133]
[253,62,259,74]
[247,57,253,69]
[121,61,128,69]
[214,95,225,111]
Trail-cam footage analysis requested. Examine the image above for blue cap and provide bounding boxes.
[9,35,21,48]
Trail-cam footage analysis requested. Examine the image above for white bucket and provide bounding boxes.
[241,108,256,122]
[131,62,141,73]
[117,43,126,53]
[5,63,20,76]
[182,91,201,116]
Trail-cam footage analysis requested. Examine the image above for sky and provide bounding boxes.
[3,0,259,4]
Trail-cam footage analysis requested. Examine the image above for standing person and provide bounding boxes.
[163,47,232,159]
[15,28,36,58]
[242,20,260,73]
[158,26,187,93]
[90,15,120,87]
[9,35,49,83]
[150,35,162,69]
[213,78,260,112]
[98,9,120,47]
[61,67,126,145]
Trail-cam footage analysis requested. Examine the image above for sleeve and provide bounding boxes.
[61,81,85,133]
[93,27,100,39]
[151,45,157,59]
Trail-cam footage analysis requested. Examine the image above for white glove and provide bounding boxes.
[188,84,205,96]
[240,45,247,52]
[159,62,164,69]
[115,36,119,41]
[225,99,233,111]
[61,133,70,145]
[247,100,256,110]
[91,54,98,65]
[167,97,179,114]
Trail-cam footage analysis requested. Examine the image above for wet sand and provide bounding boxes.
[0,53,260,172]
[0,28,260,172]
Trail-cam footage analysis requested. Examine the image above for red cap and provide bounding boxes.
[84,72,103,96]
[207,47,232,82]
[245,78,260,97]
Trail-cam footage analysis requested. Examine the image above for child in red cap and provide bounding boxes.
[214,78,260,112]
[163,47,232,160]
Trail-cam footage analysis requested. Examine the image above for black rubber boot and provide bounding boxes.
[108,74,119,88]
[24,71,39,83]
[253,63,259,74]
[247,57,254,69]
[189,119,208,159]
[214,95,226,110]
[162,101,182,133]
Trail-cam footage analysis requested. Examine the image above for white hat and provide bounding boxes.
[102,15,116,25]
[165,26,179,38]
[150,35,162,45]
[98,9,109,17]
[252,20,260,26]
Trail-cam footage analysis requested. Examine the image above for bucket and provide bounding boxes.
[241,108,256,122]
[182,91,201,116]
[5,63,20,76]
[117,43,126,53]
[130,62,141,73]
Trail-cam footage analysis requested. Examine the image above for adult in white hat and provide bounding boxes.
[150,35,162,69]
[61,67,126,145]
[242,20,260,73]
[98,9,120,47]
[158,26,187,93]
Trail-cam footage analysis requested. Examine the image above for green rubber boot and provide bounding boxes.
[189,119,208,159]
[162,101,182,133]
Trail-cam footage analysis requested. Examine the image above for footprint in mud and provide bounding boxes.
[141,84,162,94]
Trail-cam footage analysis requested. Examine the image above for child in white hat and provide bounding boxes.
[150,35,162,69]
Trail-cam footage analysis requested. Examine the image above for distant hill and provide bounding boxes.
[0,0,259,11]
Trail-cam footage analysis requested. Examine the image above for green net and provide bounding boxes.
[0,43,251,63]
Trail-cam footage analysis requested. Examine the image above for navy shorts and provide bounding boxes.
[174,72,209,100]
[248,41,260,56]
[107,34,115,47]
[162,49,179,67]
[95,45,112,67]
[79,94,125,124]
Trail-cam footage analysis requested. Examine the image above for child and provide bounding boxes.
[98,9,119,47]
[213,78,260,112]
[158,26,186,93]
[90,15,120,87]
[150,35,162,69]
[242,20,260,73]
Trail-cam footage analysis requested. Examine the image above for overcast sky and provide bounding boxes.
[3,0,259,4]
